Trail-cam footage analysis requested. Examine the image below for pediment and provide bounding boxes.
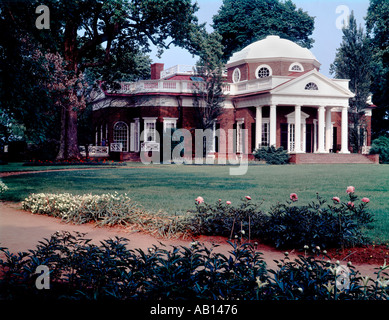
[271,70,354,98]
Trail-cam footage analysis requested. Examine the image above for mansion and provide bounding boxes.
[90,35,376,163]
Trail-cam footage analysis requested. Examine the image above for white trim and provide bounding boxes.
[163,117,177,132]
[144,118,157,142]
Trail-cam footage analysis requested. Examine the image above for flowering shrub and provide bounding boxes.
[187,197,267,240]
[0,231,388,300]
[21,192,187,237]
[0,180,8,194]
[190,188,374,250]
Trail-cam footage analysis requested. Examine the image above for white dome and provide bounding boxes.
[227,35,318,66]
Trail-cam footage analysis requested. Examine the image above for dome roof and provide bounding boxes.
[227,35,319,66]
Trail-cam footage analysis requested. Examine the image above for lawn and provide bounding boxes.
[1,163,389,241]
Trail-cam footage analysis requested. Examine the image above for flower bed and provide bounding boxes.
[190,186,374,250]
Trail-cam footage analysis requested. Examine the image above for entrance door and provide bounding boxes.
[332,127,338,152]
[305,124,313,153]
[280,123,288,150]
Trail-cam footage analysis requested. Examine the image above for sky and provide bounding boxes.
[149,0,370,78]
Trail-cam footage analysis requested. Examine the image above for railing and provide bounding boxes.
[116,76,286,96]
[79,146,109,157]
[160,65,195,79]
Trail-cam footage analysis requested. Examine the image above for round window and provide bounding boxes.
[232,68,241,83]
[257,67,270,78]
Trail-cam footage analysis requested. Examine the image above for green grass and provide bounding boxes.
[1,163,389,241]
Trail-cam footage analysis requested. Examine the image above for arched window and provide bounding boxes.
[113,121,128,152]
[289,62,304,72]
[305,82,318,90]
[255,64,272,79]
[232,68,241,83]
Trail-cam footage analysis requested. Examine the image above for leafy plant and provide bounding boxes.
[21,192,189,238]
[0,231,388,300]
[253,146,290,164]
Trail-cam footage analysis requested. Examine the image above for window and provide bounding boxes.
[305,82,318,90]
[288,123,295,152]
[113,121,128,152]
[289,62,304,72]
[261,120,270,146]
[144,118,157,142]
[236,120,244,153]
[232,68,241,83]
[163,118,177,132]
[255,64,272,79]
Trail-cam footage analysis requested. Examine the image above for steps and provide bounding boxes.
[289,153,379,164]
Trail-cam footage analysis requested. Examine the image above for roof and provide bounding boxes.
[227,35,319,66]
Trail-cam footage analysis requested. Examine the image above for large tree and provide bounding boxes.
[212,0,315,61]
[1,0,203,160]
[366,0,389,137]
[330,12,373,153]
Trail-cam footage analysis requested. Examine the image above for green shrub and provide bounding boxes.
[0,231,388,300]
[253,146,290,164]
[262,193,374,249]
[190,189,374,250]
[187,198,267,239]
[370,135,389,164]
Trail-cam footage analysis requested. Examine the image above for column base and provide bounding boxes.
[339,150,350,154]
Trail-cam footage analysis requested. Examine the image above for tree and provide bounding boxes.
[366,0,389,137]
[191,31,225,156]
[212,0,315,61]
[330,11,373,153]
[1,0,204,160]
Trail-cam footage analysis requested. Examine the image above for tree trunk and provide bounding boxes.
[56,20,81,160]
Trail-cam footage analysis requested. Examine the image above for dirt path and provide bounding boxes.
[0,201,383,278]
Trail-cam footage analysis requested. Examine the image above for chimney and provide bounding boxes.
[151,63,164,80]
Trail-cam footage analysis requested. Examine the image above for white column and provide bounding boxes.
[325,107,332,152]
[255,106,262,149]
[340,105,350,153]
[294,105,302,153]
[317,106,325,153]
[269,105,277,147]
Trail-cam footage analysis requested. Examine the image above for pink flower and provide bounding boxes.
[361,197,370,203]
[218,199,221,202]
[226,201,231,205]
[346,186,355,194]
[332,197,340,203]
[290,193,298,202]
[347,201,354,208]
[245,196,251,200]
[195,196,204,204]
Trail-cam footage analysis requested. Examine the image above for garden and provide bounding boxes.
[0,163,389,300]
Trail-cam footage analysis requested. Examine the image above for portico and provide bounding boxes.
[255,103,350,154]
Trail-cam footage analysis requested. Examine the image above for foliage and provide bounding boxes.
[366,0,389,137]
[262,193,374,249]
[0,231,388,300]
[330,12,373,153]
[190,191,374,250]
[21,192,188,237]
[212,0,315,61]
[0,180,8,194]
[253,146,290,164]
[188,198,267,240]
[370,135,389,163]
